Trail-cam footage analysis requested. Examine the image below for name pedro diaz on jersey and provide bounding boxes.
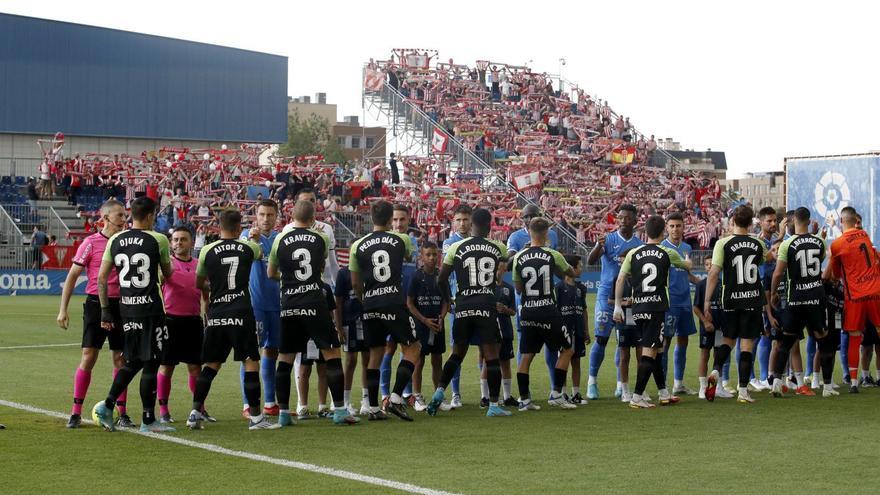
[358,234,404,299]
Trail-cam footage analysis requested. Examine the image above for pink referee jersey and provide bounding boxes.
[72,232,120,298]
[162,255,201,316]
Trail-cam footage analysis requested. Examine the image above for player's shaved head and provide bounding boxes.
[371,200,394,227]
[130,197,156,221]
[840,207,858,227]
[645,215,666,239]
[732,205,754,229]
[293,199,315,223]
[219,209,242,232]
[529,217,550,235]
[794,207,811,225]
[472,208,492,235]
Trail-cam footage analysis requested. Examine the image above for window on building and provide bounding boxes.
[337,136,345,146]
[351,136,360,149]
[365,137,375,149]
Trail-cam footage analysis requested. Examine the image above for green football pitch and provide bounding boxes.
[1,295,877,494]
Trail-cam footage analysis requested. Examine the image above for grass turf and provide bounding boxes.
[0,295,878,494]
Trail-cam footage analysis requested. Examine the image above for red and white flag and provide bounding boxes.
[336,248,350,268]
[363,69,384,91]
[432,129,448,153]
[513,170,541,191]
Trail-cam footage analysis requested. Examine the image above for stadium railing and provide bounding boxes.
[0,245,38,270]
[1,204,72,246]
[364,76,591,256]
[0,204,25,246]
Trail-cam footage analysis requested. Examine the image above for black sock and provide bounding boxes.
[439,354,463,389]
[366,368,380,407]
[653,352,666,390]
[712,344,732,374]
[553,367,567,394]
[192,366,217,412]
[325,358,345,408]
[140,360,159,425]
[486,359,501,402]
[392,360,415,398]
[516,372,530,400]
[105,361,142,409]
[275,361,294,410]
[819,337,835,384]
[775,335,796,378]
[635,355,655,395]
[738,351,754,388]
[244,371,261,417]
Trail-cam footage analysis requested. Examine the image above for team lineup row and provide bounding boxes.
[54,192,880,431]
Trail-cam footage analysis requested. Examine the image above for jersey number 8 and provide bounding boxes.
[372,250,392,282]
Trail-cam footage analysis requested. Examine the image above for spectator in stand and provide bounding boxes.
[48,235,58,247]
[389,153,400,184]
[26,177,39,214]
[31,225,48,270]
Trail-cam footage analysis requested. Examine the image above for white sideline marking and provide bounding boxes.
[0,399,461,495]
[0,343,79,350]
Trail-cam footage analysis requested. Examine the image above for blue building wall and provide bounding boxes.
[0,14,287,143]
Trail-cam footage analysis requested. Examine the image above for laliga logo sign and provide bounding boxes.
[814,171,851,218]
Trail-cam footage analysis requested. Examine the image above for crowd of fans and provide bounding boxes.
[17,51,730,254]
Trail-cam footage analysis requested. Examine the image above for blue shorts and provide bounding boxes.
[594,294,615,338]
[663,307,697,338]
[254,308,281,349]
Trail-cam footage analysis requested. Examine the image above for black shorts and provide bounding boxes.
[721,308,763,340]
[161,315,203,366]
[299,343,329,366]
[202,314,260,363]
[417,322,446,356]
[519,311,572,354]
[343,320,368,353]
[699,328,724,349]
[565,319,586,358]
[617,325,640,348]
[280,305,339,354]
[634,312,665,349]
[121,314,167,363]
[363,307,417,348]
[82,296,124,351]
[863,323,879,346]
[452,309,500,347]
[782,304,825,340]
[498,324,516,360]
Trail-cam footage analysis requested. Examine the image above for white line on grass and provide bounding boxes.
[0,343,80,350]
[0,399,462,495]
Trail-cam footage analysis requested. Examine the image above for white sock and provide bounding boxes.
[250,413,263,423]
[502,379,512,399]
[621,382,629,394]
[343,390,351,408]
[631,393,641,402]
[812,372,821,385]
[480,379,489,399]
[616,380,623,391]
[698,376,708,388]
[862,369,871,379]
[370,406,380,413]
[362,389,369,400]
[794,372,804,387]
[571,385,581,396]
[738,386,747,395]
[264,401,276,407]
[673,379,683,389]
[318,403,327,411]
[279,408,290,415]
[588,376,597,386]
[390,393,403,405]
